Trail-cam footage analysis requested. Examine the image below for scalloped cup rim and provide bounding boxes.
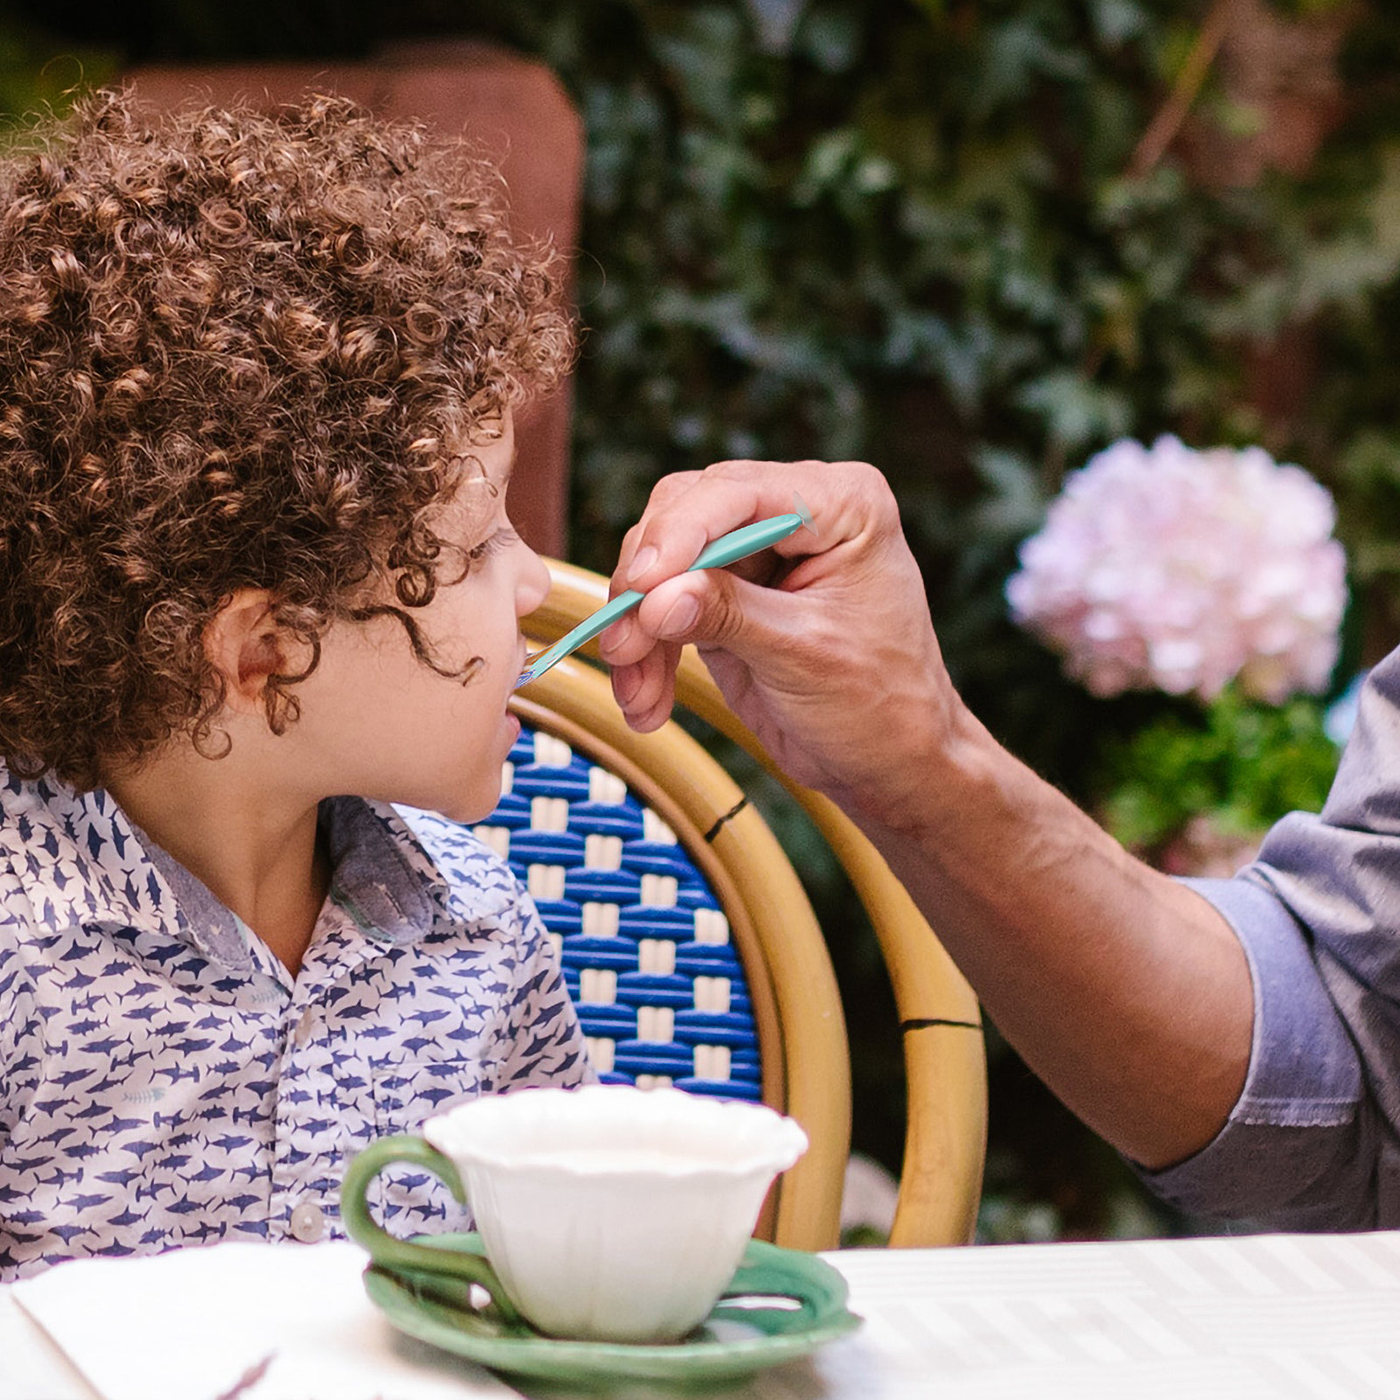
[423,1083,808,1178]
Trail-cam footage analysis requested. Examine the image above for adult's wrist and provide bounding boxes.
[837,684,994,846]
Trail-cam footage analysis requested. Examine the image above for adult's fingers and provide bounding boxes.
[602,564,777,662]
[614,459,874,595]
[601,458,911,737]
[604,563,804,731]
[609,640,683,732]
[604,458,893,650]
[607,471,702,602]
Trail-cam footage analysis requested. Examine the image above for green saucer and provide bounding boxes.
[362,1234,862,1388]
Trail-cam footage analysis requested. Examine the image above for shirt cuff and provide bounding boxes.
[1135,874,1362,1221]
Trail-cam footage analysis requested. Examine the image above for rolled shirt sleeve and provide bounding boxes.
[1140,647,1400,1229]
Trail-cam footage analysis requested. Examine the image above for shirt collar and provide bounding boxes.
[297,798,514,943]
[322,796,448,944]
[0,765,507,965]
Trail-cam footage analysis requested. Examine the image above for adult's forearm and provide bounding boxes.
[845,703,1253,1172]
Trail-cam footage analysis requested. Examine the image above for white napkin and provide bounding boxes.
[11,1240,523,1400]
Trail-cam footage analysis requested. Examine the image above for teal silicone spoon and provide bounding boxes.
[516,492,815,688]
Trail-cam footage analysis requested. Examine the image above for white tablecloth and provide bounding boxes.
[5,1231,1400,1400]
[0,1241,516,1400]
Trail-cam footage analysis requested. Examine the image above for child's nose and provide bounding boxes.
[517,540,552,617]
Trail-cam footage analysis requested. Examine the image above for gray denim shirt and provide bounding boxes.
[1142,645,1400,1229]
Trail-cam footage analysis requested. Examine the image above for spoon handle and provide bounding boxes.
[516,589,646,687]
[516,495,812,688]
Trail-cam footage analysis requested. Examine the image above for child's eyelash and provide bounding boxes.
[466,526,517,564]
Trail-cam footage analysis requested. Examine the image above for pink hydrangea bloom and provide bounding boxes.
[1005,436,1348,704]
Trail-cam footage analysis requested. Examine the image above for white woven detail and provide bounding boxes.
[584,834,623,871]
[635,1074,673,1091]
[640,873,678,908]
[471,826,510,861]
[642,810,677,845]
[500,762,514,795]
[546,932,563,959]
[582,902,620,937]
[585,1037,616,1073]
[527,864,566,901]
[693,975,731,1014]
[531,796,569,833]
[589,768,627,805]
[694,908,730,945]
[694,1044,731,1080]
[534,734,573,768]
[638,1005,675,1042]
[638,939,676,975]
[580,968,617,1005]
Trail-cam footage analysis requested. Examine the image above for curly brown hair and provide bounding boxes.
[0,87,572,791]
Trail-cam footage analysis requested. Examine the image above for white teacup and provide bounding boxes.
[341,1084,808,1343]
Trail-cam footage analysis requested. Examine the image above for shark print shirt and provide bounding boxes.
[0,766,591,1279]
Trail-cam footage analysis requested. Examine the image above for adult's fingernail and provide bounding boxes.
[600,615,633,656]
[658,595,699,637]
[628,546,659,585]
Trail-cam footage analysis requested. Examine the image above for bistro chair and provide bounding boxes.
[477,559,987,1251]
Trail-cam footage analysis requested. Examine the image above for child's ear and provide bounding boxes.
[204,589,285,712]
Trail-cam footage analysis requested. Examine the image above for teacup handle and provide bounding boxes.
[341,1134,522,1326]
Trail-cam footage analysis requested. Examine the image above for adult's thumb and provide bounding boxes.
[639,569,793,663]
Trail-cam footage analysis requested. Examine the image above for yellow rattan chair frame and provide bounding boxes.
[517,560,987,1248]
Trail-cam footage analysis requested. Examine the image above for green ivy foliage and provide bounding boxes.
[457,0,1400,796]
[1098,688,1342,851]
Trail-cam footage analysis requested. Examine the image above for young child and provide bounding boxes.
[0,88,591,1279]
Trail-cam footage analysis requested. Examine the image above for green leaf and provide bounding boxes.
[1098,691,1341,850]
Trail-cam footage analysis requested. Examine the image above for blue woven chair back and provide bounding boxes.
[473,724,762,1101]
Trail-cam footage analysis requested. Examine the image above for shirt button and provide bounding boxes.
[289,1201,325,1243]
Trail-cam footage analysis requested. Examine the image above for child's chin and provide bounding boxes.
[429,784,502,827]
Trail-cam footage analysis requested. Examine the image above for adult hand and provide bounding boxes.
[598,459,971,834]
[601,458,1254,1174]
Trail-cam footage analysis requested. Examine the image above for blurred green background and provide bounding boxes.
[7,0,1400,1241]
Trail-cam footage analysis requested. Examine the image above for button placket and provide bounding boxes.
[269,899,386,1243]
[294,1005,318,1050]
[270,977,338,1241]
